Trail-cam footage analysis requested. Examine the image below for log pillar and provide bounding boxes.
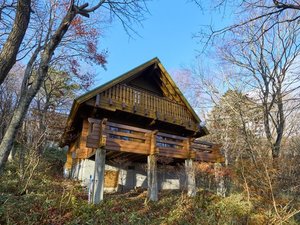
[147,154,158,201]
[185,158,196,197]
[92,147,106,204]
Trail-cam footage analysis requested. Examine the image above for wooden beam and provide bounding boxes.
[150,130,158,155]
[95,94,100,107]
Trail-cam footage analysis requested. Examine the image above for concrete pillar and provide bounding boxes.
[79,159,85,180]
[76,160,82,179]
[185,159,196,197]
[214,162,226,197]
[147,155,158,201]
[92,148,106,204]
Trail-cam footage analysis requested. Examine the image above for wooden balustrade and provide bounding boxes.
[85,119,223,162]
[97,84,196,129]
[191,141,224,163]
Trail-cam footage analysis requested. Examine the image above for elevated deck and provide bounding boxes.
[83,118,223,163]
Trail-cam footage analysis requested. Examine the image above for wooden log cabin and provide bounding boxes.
[60,58,224,203]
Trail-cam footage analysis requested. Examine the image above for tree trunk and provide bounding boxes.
[0,0,31,86]
[0,93,32,172]
[0,9,77,174]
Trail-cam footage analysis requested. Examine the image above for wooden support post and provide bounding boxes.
[185,158,196,197]
[92,147,106,204]
[214,162,226,197]
[147,154,158,201]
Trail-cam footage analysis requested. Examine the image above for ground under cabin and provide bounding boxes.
[60,58,224,203]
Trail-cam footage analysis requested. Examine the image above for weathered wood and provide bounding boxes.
[150,130,158,155]
[108,121,150,133]
[86,118,107,149]
[158,147,189,159]
[92,148,106,204]
[157,132,188,140]
[106,140,149,154]
[185,159,196,197]
[157,139,184,146]
[106,130,147,140]
[95,94,100,107]
[147,154,158,201]
[86,120,223,161]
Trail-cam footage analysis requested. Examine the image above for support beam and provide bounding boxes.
[185,158,196,197]
[92,147,106,204]
[147,154,158,201]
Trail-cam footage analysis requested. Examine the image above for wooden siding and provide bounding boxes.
[104,170,119,188]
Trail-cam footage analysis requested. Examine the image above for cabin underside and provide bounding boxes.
[63,118,224,201]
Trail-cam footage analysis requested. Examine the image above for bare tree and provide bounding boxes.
[195,1,300,46]
[0,0,31,86]
[0,0,149,173]
[218,20,300,159]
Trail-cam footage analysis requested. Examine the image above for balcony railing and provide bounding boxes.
[96,84,197,130]
[85,119,223,162]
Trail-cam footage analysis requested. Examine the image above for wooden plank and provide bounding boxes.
[149,130,158,155]
[157,139,184,146]
[107,121,151,133]
[104,170,119,188]
[158,151,188,159]
[107,139,148,148]
[106,144,149,155]
[158,147,188,155]
[95,94,100,107]
[106,130,147,140]
[157,132,188,141]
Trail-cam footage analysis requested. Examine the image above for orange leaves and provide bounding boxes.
[71,17,89,36]
[70,17,98,37]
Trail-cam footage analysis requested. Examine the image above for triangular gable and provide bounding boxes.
[65,57,208,135]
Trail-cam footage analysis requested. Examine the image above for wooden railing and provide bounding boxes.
[156,132,191,159]
[192,141,224,163]
[97,84,197,130]
[86,119,223,162]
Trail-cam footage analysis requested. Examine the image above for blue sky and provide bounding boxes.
[95,0,232,86]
